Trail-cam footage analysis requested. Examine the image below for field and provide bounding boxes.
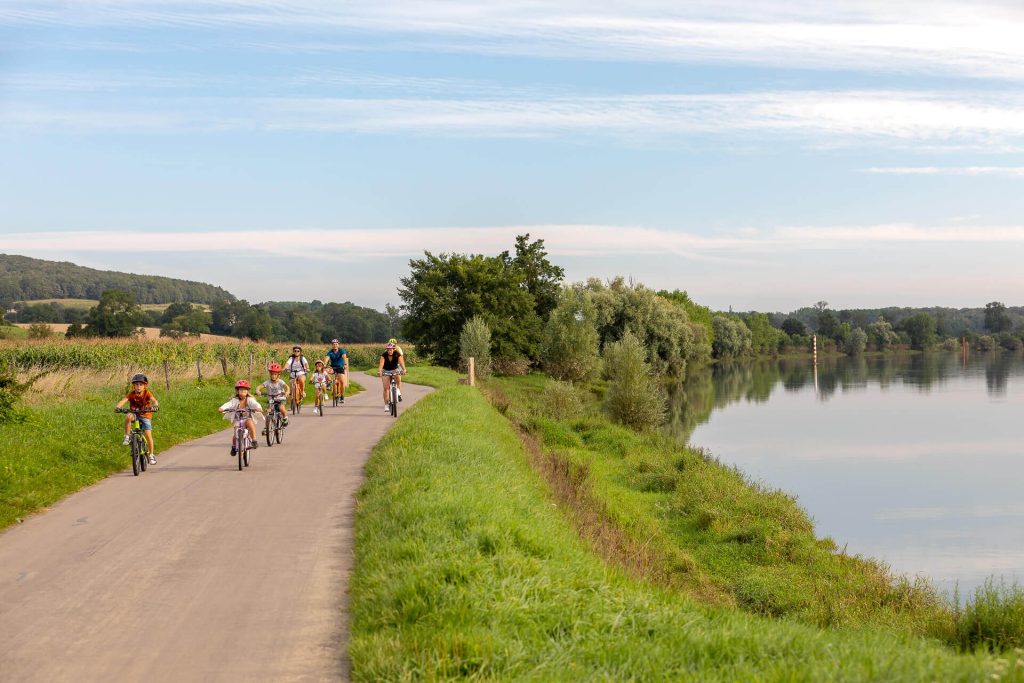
[19,298,210,312]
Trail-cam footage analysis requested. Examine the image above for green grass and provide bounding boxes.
[0,325,29,340]
[350,384,1018,681]
[955,578,1024,652]
[0,377,244,529]
[489,373,955,638]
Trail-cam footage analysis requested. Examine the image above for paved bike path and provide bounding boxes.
[0,372,428,682]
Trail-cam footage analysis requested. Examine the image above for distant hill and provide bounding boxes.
[0,254,235,307]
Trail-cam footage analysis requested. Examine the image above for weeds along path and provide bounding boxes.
[0,372,429,683]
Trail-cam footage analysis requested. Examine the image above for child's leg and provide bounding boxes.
[144,429,155,454]
[124,413,132,434]
[246,418,257,440]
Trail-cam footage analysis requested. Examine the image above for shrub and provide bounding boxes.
[0,360,37,424]
[712,316,753,359]
[541,288,600,383]
[844,328,867,356]
[603,331,665,430]
[976,335,996,352]
[27,322,53,339]
[459,316,492,379]
[953,577,1024,652]
[492,356,530,376]
[541,380,585,420]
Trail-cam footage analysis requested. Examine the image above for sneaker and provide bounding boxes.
[250,441,258,449]
[148,455,156,465]
[384,404,390,412]
[122,435,131,446]
[283,417,289,427]
[339,396,345,404]
[313,407,319,415]
[230,446,236,457]
[398,394,403,402]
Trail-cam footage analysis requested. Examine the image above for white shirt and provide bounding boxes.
[220,396,263,421]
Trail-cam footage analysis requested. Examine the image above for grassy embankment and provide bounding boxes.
[350,380,1021,680]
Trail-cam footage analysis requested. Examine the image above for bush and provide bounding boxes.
[712,316,753,359]
[27,322,53,339]
[954,577,1024,652]
[541,380,585,420]
[603,331,665,430]
[459,316,492,379]
[492,356,531,376]
[541,287,601,383]
[0,360,36,424]
[976,335,996,352]
[844,328,867,356]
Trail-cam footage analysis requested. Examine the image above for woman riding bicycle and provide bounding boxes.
[284,345,309,403]
[256,363,290,426]
[377,342,406,412]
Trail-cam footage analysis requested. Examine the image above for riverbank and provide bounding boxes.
[349,381,1018,680]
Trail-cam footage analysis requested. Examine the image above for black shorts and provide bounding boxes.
[331,367,346,376]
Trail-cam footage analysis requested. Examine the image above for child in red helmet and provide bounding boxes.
[256,363,290,426]
[219,380,263,456]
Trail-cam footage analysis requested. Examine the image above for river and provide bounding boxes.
[671,352,1024,594]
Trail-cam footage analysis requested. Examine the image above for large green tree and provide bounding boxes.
[501,234,565,322]
[900,312,937,350]
[984,302,1012,333]
[399,243,548,367]
[84,288,143,337]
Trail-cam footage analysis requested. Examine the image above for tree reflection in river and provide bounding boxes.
[667,352,1021,443]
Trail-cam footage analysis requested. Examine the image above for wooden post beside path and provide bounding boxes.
[196,359,203,382]
[163,360,171,391]
[248,352,254,379]
[220,357,228,378]
[469,357,476,387]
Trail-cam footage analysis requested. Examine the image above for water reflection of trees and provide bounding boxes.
[666,353,1015,442]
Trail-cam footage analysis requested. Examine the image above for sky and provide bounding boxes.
[2,0,1024,312]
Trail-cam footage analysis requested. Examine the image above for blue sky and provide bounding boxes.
[2,1,1024,311]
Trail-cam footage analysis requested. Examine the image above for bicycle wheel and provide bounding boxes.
[317,394,323,417]
[138,435,148,472]
[265,416,273,447]
[130,438,140,476]
[390,383,398,418]
[237,430,245,471]
[243,444,250,467]
[275,420,283,444]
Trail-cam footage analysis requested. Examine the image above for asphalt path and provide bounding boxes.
[0,372,428,682]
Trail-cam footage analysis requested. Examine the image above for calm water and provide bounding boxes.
[671,352,1024,594]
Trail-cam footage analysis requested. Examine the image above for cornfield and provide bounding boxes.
[0,337,422,375]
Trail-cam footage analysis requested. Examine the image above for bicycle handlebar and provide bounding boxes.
[115,407,159,414]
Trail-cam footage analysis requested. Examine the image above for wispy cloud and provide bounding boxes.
[5,91,1024,148]
[6,1,1024,80]
[6,222,1024,262]
[864,166,1024,177]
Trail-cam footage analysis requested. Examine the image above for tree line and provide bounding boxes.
[0,254,233,307]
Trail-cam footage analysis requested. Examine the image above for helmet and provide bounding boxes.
[388,338,398,344]
[385,342,396,349]
[235,380,251,390]
[130,373,148,384]
[315,359,325,367]
[268,363,282,373]
[292,345,302,352]
[331,338,340,344]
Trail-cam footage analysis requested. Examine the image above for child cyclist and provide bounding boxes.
[218,380,263,456]
[116,372,159,465]
[311,360,331,414]
[256,363,290,426]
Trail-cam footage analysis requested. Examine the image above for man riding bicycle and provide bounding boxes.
[377,342,406,412]
[323,339,348,404]
[256,363,290,426]
[284,346,309,403]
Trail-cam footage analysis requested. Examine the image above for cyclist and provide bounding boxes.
[323,339,348,404]
[218,380,263,456]
[377,342,406,412]
[256,363,290,426]
[311,360,330,414]
[387,338,405,401]
[283,345,309,403]
[116,372,159,465]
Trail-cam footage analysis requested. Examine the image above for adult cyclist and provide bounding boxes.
[323,339,348,404]
[284,345,309,403]
[377,342,406,412]
[387,338,404,401]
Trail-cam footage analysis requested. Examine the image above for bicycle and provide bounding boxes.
[289,373,304,415]
[263,398,286,447]
[314,382,327,417]
[330,368,345,407]
[383,369,403,418]
[231,409,255,471]
[116,407,158,476]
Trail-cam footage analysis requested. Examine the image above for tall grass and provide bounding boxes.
[955,578,1024,652]
[350,384,1018,680]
